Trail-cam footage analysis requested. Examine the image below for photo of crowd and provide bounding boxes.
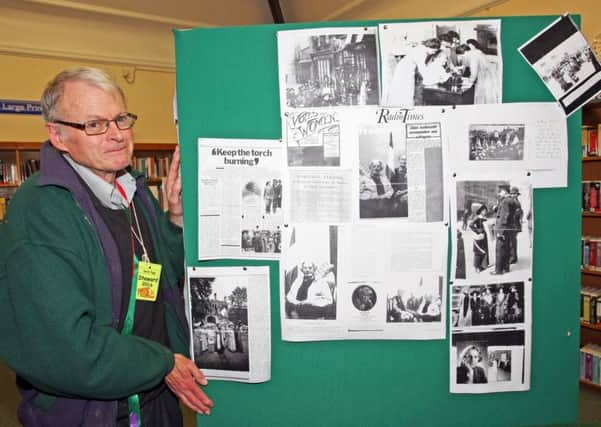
[451,282,525,327]
[241,228,281,254]
[358,128,408,219]
[455,181,532,280]
[386,276,442,323]
[280,30,379,108]
[469,124,525,161]
[190,276,249,372]
[536,43,600,98]
[381,20,501,107]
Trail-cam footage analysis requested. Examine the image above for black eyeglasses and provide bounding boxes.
[53,112,138,136]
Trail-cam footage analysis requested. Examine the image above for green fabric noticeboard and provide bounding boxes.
[174,15,580,427]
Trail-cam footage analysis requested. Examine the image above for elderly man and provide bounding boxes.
[0,67,213,426]
[359,159,393,218]
[286,261,335,319]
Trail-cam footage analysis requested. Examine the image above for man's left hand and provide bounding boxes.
[166,145,183,227]
[165,353,214,415]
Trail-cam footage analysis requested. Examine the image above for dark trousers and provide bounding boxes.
[117,387,183,427]
[495,231,511,273]
[509,231,518,263]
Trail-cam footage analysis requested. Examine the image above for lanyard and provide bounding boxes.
[115,181,143,427]
[122,254,142,427]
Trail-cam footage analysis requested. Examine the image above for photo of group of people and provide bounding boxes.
[386,276,442,323]
[452,282,524,327]
[380,20,502,107]
[358,127,408,219]
[241,228,281,254]
[278,28,379,108]
[469,124,525,161]
[454,180,532,281]
[190,276,250,373]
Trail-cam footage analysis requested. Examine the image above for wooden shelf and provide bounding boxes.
[584,156,601,162]
[582,268,601,276]
[0,183,18,188]
[580,378,601,390]
[583,211,601,217]
[582,321,601,331]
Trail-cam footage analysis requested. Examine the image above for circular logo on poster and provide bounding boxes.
[352,285,377,311]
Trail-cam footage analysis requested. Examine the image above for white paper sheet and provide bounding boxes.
[446,102,567,188]
[186,266,271,383]
[280,222,447,341]
[197,139,283,259]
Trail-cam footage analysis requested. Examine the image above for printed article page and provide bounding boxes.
[197,139,283,260]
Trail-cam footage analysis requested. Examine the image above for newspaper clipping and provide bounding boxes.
[280,222,447,341]
[197,139,283,259]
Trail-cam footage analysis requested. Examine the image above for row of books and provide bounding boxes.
[0,160,18,184]
[583,125,601,157]
[21,159,40,181]
[147,178,169,211]
[132,155,171,179]
[581,237,601,270]
[581,343,601,384]
[581,287,601,324]
[582,181,601,212]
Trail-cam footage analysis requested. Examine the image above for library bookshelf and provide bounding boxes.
[0,142,175,220]
[581,101,601,388]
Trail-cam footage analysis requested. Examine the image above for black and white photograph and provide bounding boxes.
[379,19,502,107]
[451,282,525,328]
[240,227,281,254]
[454,180,532,282]
[358,126,408,219]
[386,275,442,323]
[190,276,250,373]
[261,178,283,215]
[519,15,601,116]
[352,284,377,311]
[451,329,527,392]
[277,27,379,109]
[487,347,513,382]
[282,224,338,320]
[469,124,525,161]
[285,110,340,166]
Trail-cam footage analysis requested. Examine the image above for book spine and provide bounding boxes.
[591,129,599,156]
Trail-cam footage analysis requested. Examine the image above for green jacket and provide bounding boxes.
[0,142,189,425]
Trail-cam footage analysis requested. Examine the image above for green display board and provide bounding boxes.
[174,15,580,427]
